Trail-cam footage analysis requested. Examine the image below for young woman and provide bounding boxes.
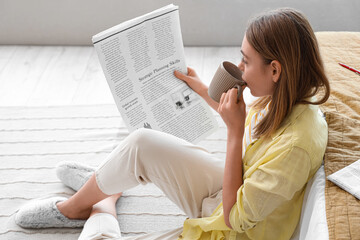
[16,8,330,240]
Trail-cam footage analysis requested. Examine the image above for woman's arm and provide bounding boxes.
[176,68,246,227]
[223,129,244,229]
[218,88,246,229]
[174,67,219,111]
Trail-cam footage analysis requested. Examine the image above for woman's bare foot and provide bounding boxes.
[56,200,93,220]
[56,192,123,220]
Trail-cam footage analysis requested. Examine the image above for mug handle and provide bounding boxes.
[234,84,244,103]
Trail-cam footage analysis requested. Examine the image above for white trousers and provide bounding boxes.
[78,129,224,240]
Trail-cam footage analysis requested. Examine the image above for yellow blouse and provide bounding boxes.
[179,103,328,240]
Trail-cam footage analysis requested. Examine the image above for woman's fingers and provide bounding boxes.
[221,89,238,105]
[219,92,226,105]
[174,70,187,81]
[174,67,198,82]
[229,88,239,103]
[187,67,194,75]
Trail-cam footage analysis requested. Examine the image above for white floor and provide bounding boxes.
[0,45,257,107]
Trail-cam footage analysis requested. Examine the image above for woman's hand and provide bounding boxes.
[218,87,246,134]
[174,67,208,97]
[174,67,219,111]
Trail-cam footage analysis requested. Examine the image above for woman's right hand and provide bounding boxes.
[174,67,219,111]
[174,67,208,98]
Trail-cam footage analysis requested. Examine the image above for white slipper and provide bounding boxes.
[15,197,85,228]
[56,161,96,191]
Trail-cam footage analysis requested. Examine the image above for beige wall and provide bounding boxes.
[1,0,359,46]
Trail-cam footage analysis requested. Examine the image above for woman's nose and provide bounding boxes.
[238,62,244,72]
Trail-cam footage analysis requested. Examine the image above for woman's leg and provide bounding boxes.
[56,174,110,219]
[95,128,224,218]
[57,128,224,220]
[78,193,123,240]
[89,193,122,218]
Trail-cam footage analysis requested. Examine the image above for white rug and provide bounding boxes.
[0,104,226,239]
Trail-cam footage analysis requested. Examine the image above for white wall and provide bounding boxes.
[1,0,359,46]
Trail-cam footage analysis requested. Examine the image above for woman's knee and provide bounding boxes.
[126,128,156,147]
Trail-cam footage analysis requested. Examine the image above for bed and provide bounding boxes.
[293,31,360,240]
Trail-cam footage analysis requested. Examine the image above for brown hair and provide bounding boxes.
[245,8,330,138]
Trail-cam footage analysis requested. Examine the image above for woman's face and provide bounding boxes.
[238,35,276,97]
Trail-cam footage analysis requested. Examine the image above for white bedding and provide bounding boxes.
[291,165,329,240]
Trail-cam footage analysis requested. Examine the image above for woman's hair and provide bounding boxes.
[246,8,330,139]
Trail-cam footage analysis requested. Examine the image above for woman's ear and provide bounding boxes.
[271,60,281,83]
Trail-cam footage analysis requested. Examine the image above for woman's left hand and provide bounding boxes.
[218,87,246,134]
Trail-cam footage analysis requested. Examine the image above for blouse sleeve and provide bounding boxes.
[229,146,311,233]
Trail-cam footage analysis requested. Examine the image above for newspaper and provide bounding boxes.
[327,159,360,200]
[92,4,218,143]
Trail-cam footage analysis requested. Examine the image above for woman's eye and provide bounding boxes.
[241,57,248,64]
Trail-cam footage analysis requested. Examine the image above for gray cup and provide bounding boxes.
[208,61,246,103]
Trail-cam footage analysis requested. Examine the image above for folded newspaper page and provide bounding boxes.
[327,159,360,200]
[92,4,218,143]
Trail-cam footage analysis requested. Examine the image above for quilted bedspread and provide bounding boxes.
[317,32,360,240]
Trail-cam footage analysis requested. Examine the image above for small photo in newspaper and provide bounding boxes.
[171,86,199,110]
